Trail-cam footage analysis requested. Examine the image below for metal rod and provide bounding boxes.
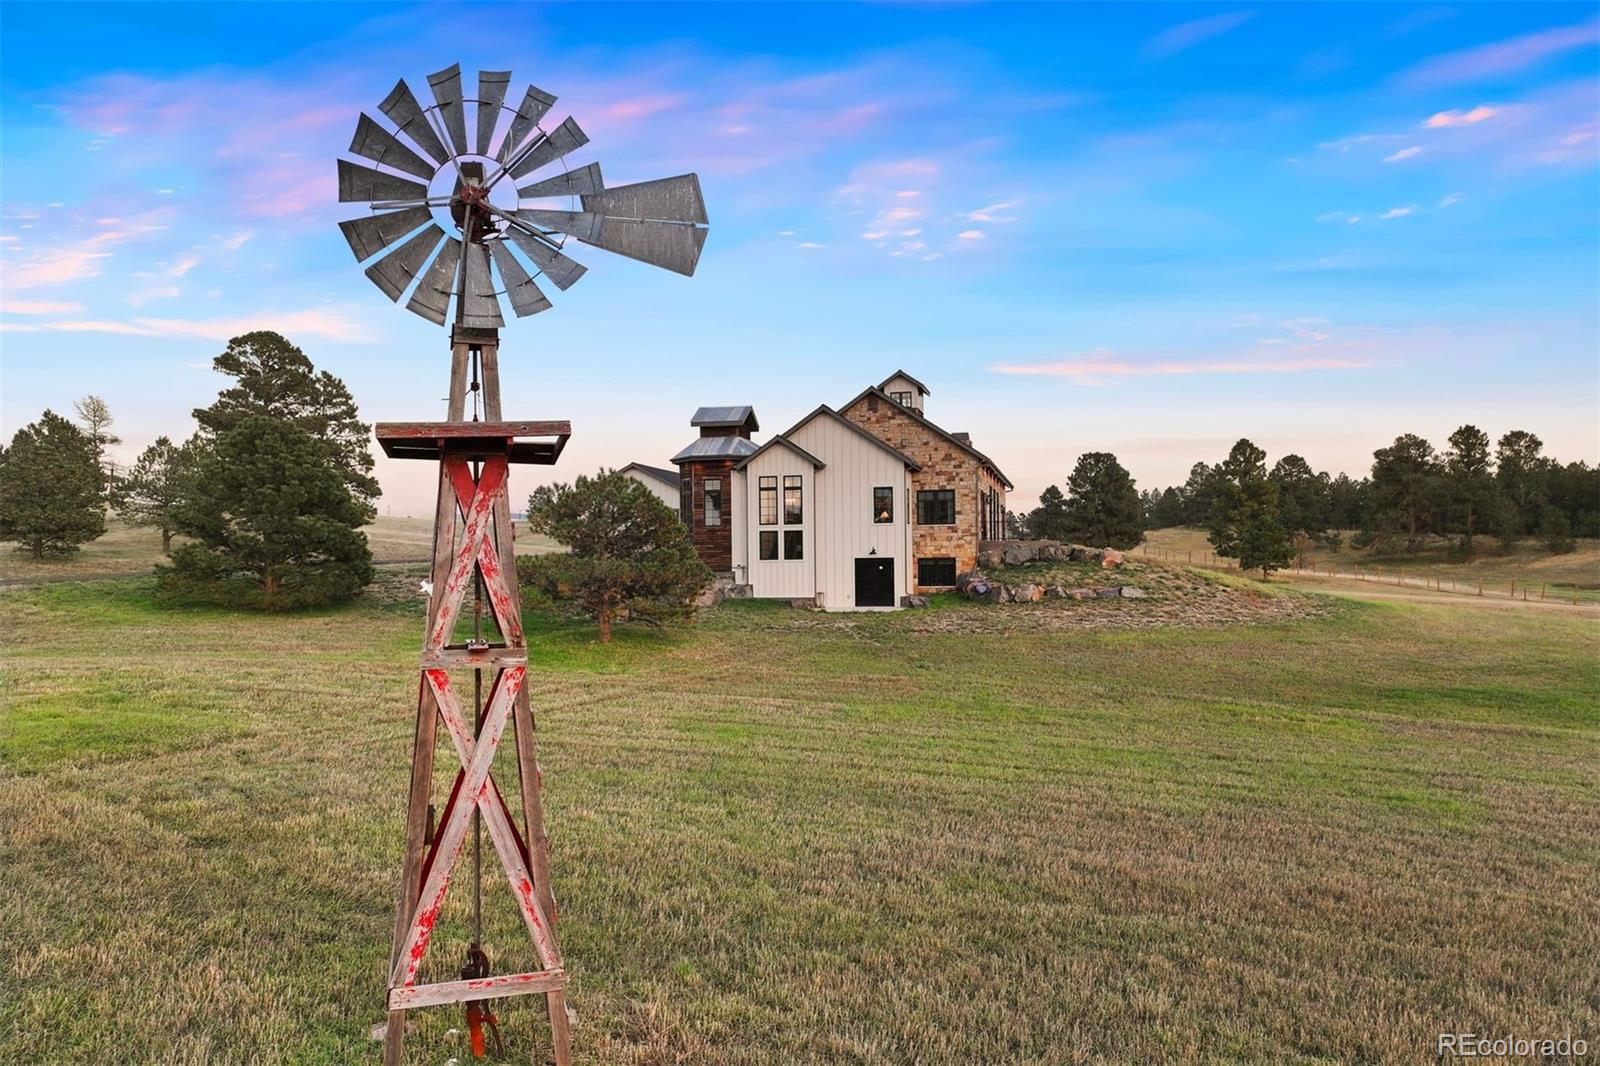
[471,344,484,952]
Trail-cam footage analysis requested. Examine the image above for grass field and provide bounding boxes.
[1142,527,1600,605]
[0,516,561,584]
[2,568,1597,1064]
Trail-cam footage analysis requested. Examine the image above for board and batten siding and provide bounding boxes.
[621,469,677,509]
[788,414,912,611]
[739,446,816,601]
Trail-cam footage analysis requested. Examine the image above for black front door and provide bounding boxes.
[855,557,895,607]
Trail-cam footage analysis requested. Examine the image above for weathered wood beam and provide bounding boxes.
[388,969,565,1011]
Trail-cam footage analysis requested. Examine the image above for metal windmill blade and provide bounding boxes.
[336,65,709,328]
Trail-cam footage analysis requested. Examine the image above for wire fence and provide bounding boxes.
[1135,545,1593,607]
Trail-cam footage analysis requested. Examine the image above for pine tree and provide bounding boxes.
[1205,439,1293,576]
[1026,485,1072,541]
[0,411,107,558]
[1369,434,1443,552]
[1268,454,1331,537]
[1061,451,1144,549]
[73,394,121,496]
[159,416,374,609]
[111,436,198,553]
[521,470,710,643]
[1444,425,1495,551]
[193,331,379,517]
[1494,430,1547,536]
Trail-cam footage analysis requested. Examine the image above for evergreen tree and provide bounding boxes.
[521,470,710,642]
[1326,473,1368,531]
[1544,461,1600,539]
[160,416,374,609]
[1494,430,1547,535]
[111,436,198,553]
[1206,439,1291,575]
[0,411,107,558]
[1539,505,1575,554]
[1369,434,1443,552]
[1268,454,1331,537]
[193,331,379,516]
[1026,484,1072,541]
[73,394,121,496]
[1443,424,1495,551]
[1060,451,1144,549]
[1181,461,1222,525]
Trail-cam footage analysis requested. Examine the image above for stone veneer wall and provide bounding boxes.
[842,395,1008,590]
[679,458,735,572]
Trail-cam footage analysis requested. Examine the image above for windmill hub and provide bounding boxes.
[337,62,709,328]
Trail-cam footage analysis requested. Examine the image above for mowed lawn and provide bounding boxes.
[1,575,1596,1064]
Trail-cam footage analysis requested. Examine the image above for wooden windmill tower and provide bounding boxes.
[335,63,708,1064]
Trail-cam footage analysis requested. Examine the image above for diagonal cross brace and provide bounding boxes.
[392,664,525,988]
[443,458,524,644]
[424,668,560,970]
[428,456,511,649]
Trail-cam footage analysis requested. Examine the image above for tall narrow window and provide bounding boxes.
[704,478,722,527]
[679,477,690,524]
[783,529,804,560]
[873,486,894,524]
[916,489,955,525]
[759,530,778,560]
[783,475,803,524]
[758,476,777,525]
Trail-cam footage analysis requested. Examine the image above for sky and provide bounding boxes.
[1,1,1596,515]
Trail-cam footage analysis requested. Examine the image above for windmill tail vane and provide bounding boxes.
[341,64,707,1066]
[337,61,708,328]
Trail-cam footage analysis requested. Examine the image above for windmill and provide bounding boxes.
[336,63,707,1065]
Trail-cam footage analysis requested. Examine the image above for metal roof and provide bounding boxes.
[689,405,759,430]
[671,435,761,463]
[620,462,680,487]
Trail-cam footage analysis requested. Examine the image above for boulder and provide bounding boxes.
[1035,542,1068,562]
[982,583,1011,604]
[1011,583,1043,603]
[964,578,992,599]
[1002,543,1035,566]
[900,594,931,608]
[1068,588,1095,600]
[1094,586,1121,599]
[1101,549,1125,568]
[1119,586,1147,599]
[977,546,1005,569]
[955,570,983,593]
[1044,585,1068,598]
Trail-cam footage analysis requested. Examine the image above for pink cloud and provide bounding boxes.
[1400,18,1600,87]
[8,308,370,343]
[1424,105,1500,128]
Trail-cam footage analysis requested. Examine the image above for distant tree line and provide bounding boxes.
[1014,426,1595,580]
[0,331,377,608]
[1142,427,1596,558]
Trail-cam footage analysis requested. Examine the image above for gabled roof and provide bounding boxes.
[839,386,1013,489]
[620,462,680,488]
[690,405,759,431]
[878,369,932,396]
[732,434,825,471]
[781,404,921,470]
[671,436,761,463]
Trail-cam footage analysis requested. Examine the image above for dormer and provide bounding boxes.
[690,405,760,439]
[877,370,930,415]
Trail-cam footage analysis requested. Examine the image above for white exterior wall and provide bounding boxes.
[881,374,925,415]
[788,416,912,611]
[622,469,678,509]
[740,447,816,601]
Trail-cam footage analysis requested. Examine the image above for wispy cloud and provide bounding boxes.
[1425,105,1500,128]
[1141,12,1255,60]
[1383,146,1423,163]
[1380,206,1415,219]
[1399,18,1600,87]
[4,308,369,343]
[991,353,1369,382]
[1,299,84,314]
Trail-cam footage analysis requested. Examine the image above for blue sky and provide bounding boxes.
[2,2,1596,515]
